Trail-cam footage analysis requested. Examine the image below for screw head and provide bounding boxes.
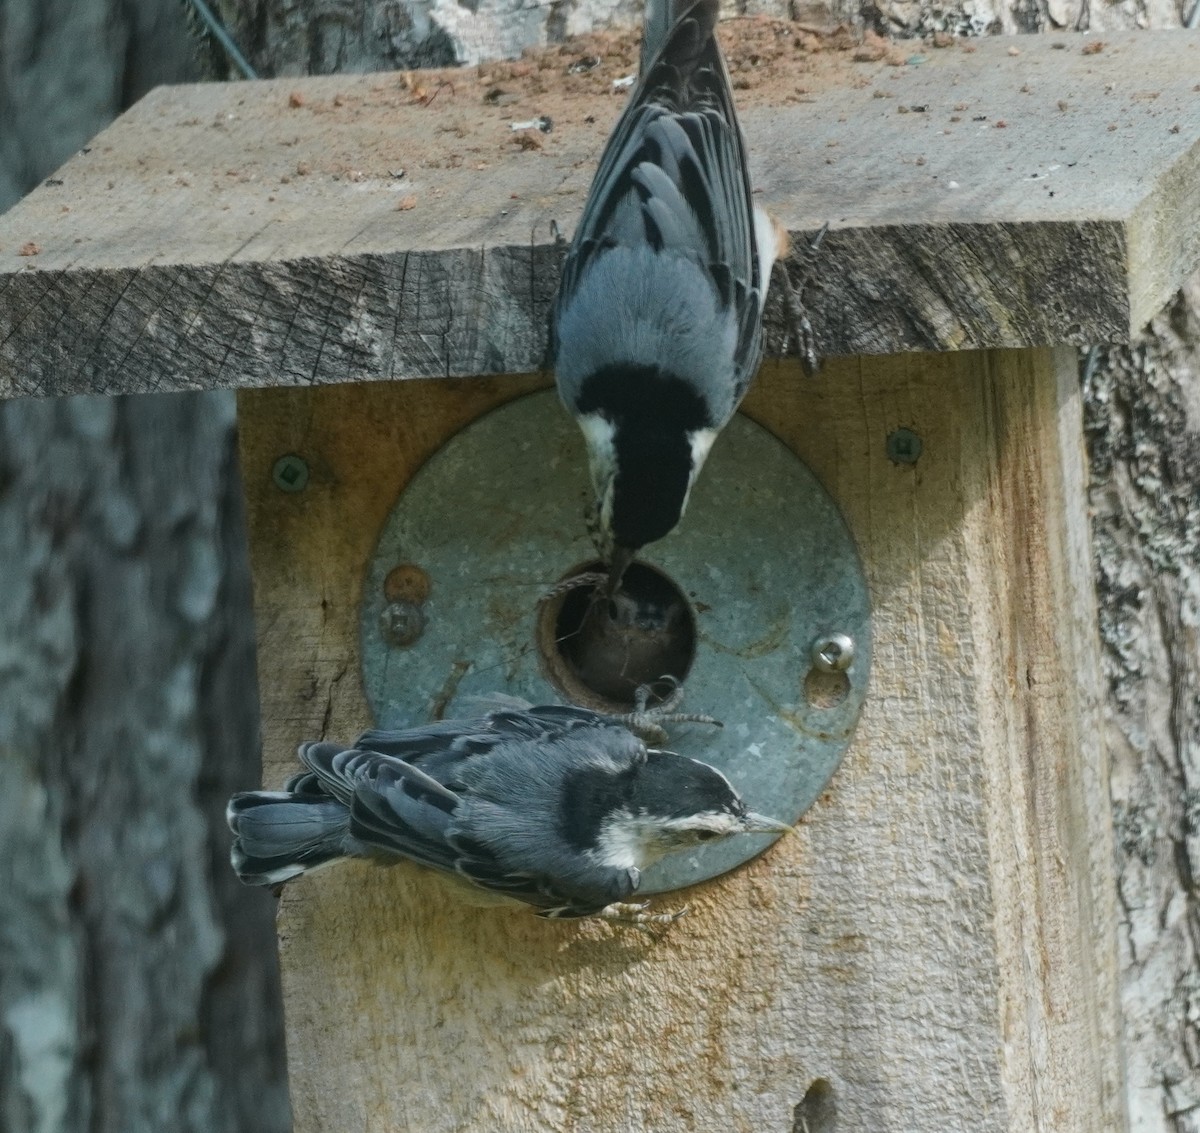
[886,428,923,465]
[812,633,855,673]
[272,453,309,492]
[383,563,431,605]
[379,600,426,648]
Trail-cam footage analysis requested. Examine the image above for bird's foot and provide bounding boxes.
[583,497,606,555]
[636,674,682,714]
[775,222,828,376]
[597,901,690,935]
[609,676,722,745]
[541,220,571,372]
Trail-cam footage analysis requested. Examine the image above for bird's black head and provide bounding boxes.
[575,364,715,555]
[554,751,745,853]
[609,431,693,551]
[632,749,746,825]
[564,749,793,870]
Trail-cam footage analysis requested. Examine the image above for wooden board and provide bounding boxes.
[237,349,1123,1132]
[3,30,1200,399]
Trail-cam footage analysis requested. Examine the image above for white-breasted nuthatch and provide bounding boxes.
[227,702,791,922]
[552,0,787,587]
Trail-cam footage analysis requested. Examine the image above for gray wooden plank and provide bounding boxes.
[1,29,1198,397]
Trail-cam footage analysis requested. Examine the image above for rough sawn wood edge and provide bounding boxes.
[0,216,1133,399]
[5,26,1200,399]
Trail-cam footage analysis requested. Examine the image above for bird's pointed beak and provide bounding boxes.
[605,544,637,597]
[740,812,796,836]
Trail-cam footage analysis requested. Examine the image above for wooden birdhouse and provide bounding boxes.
[3,27,1200,1132]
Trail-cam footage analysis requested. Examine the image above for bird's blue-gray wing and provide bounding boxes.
[354,703,624,783]
[443,719,648,914]
[554,0,764,402]
[298,741,462,872]
[299,715,639,913]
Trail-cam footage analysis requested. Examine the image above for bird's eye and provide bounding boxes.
[695,830,718,842]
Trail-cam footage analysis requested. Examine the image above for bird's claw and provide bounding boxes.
[636,674,677,714]
[775,222,828,375]
[598,901,690,935]
[609,676,722,744]
[583,497,605,555]
[541,219,572,372]
[805,221,829,258]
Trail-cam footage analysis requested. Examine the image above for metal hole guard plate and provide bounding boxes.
[360,390,871,895]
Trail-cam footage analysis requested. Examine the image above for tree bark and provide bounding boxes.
[0,3,290,1132]
[0,393,290,1133]
[1085,282,1200,1133]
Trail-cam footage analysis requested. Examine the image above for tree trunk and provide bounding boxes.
[0,3,290,1131]
[0,393,290,1133]
[1085,282,1200,1133]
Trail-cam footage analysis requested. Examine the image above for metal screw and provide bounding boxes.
[271,453,309,492]
[886,428,923,465]
[812,633,855,673]
[380,600,426,648]
[383,563,431,605]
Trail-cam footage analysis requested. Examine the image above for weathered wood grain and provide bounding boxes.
[237,348,1122,1132]
[3,30,1199,399]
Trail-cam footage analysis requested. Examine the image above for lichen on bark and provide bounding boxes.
[1083,277,1200,1131]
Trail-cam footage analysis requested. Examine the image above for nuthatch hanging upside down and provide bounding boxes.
[227,703,791,923]
[552,0,788,587]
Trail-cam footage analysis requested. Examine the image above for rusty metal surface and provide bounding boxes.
[360,390,870,893]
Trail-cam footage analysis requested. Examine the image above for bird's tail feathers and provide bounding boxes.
[227,790,349,886]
